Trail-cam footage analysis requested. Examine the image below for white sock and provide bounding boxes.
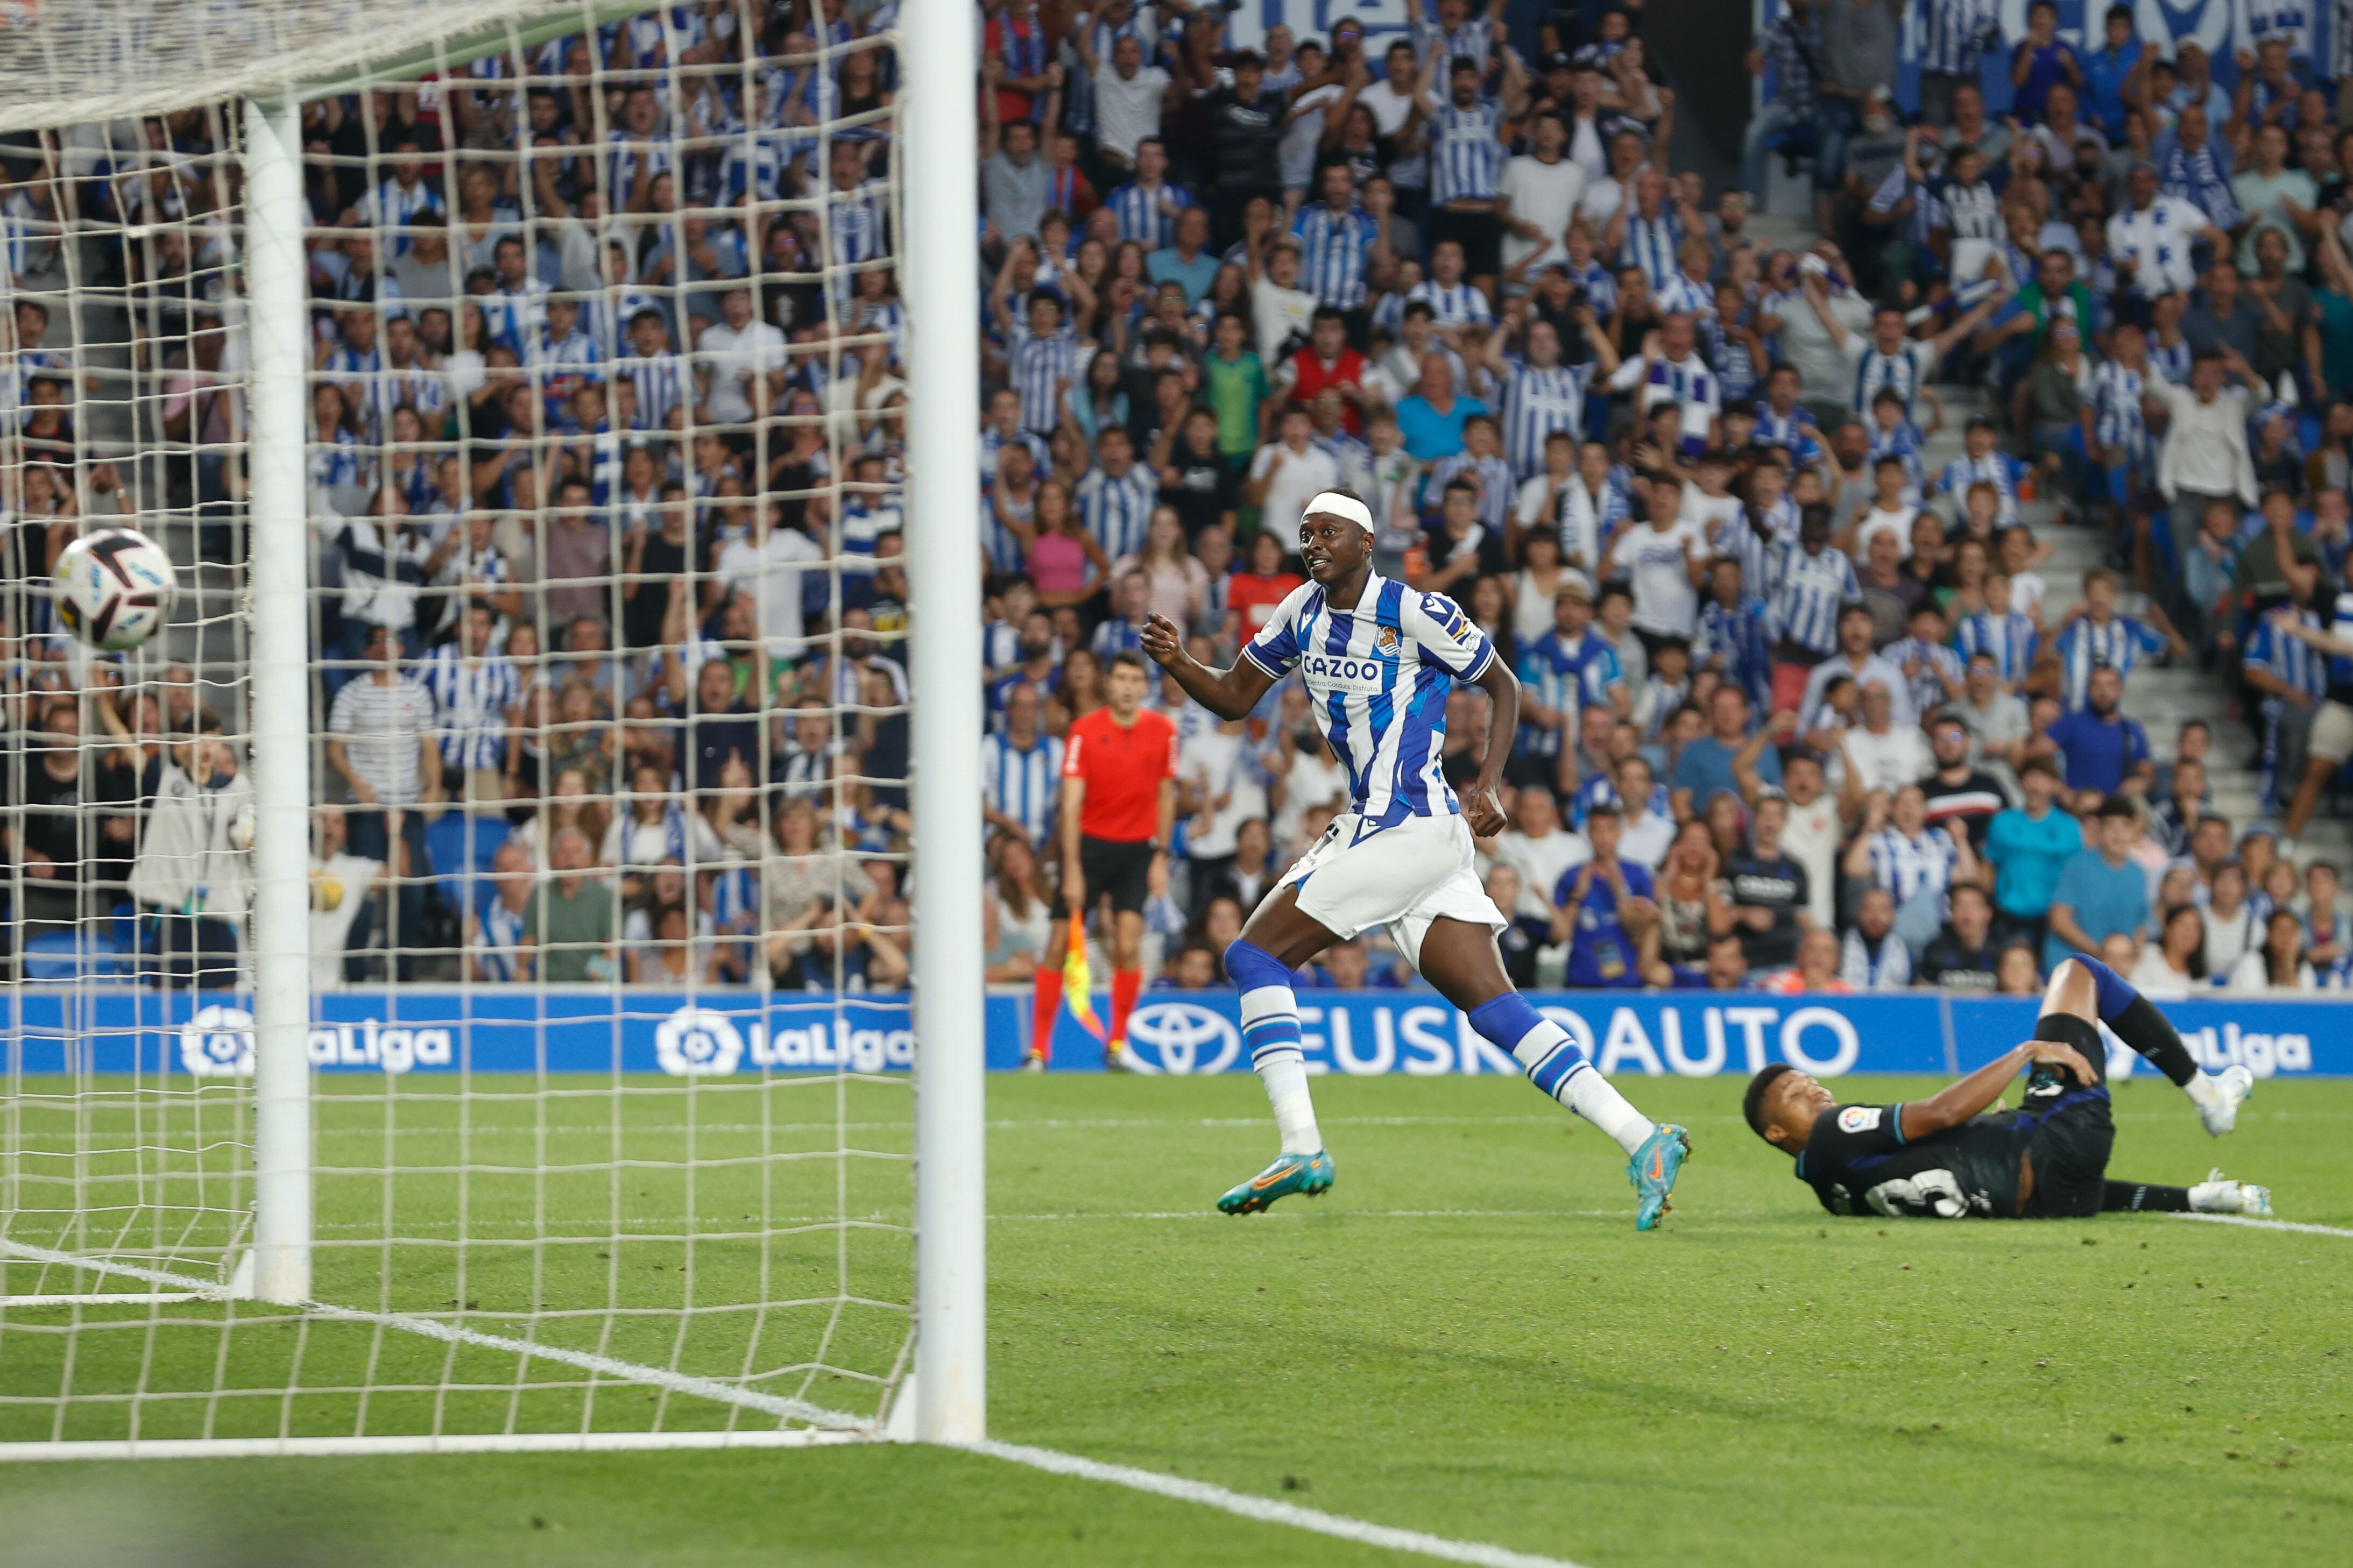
[1507,1021,1656,1156]
[1240,982,1323,1154]
[2184,1073,2225,1115]
[1257,1054,1323,1154]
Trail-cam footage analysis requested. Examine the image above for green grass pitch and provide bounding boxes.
[2,1072,2348,1566]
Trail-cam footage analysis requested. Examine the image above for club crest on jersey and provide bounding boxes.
[1838,1106,1882,1133]
[1375,626,1401,657]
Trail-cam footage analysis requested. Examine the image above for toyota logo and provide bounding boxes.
[1123,1002,1241,1076]
[654,1007,746,1076]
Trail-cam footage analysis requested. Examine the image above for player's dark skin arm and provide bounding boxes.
[1899,1037,2096,1143]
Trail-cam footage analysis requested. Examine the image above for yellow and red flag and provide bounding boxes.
[1061,921,1107,1042]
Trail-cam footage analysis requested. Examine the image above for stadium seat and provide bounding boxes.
[23,931,128,984]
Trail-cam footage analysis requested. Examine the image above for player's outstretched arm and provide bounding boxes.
[1899,1039,2095,1143]
[1140,612,1276,721]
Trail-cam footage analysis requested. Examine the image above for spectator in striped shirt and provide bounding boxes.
[1424,414,1516,531]
[2043,567,2184,711]
[981,680,1063,848]
[1417,49,1527,303]
[415,603,523,807]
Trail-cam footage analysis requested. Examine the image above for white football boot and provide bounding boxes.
[2196,1065,2256,1137]
[2188,1169,2274,1217]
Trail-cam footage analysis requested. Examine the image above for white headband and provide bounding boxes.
[1303,491,1375,534]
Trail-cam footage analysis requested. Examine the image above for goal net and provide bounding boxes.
[0,0,983,1456]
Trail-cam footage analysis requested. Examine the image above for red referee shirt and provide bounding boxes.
[1061,706,1178,842]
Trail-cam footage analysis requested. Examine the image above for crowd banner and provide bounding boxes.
[5,988,2344,1079]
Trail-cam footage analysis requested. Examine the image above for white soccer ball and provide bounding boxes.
[53,527,178,651]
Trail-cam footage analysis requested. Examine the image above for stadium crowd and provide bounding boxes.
[2,0,2352,1010]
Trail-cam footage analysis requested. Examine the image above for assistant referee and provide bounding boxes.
[1029,649,1177,1070]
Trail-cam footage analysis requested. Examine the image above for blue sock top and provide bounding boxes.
[2071,955,2138,1023]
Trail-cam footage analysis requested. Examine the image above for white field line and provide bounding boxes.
[0,1429,866,1463]
[0,1237,872,1436]
[966,1440,1593,1568]
[2165,1211,2353,1239]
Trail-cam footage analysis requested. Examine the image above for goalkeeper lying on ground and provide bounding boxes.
[1743,956,2273,1220]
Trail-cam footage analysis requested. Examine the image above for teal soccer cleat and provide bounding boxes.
[1217,1151,1336,1215]
[1628,1124,1691,1231]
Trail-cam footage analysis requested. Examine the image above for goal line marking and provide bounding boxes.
[965,1439,1593,1568]
[2165,1211,2353,1239]
[0,1238,872,1438]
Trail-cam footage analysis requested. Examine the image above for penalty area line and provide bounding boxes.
[967,1439,1593,1568]
[2165,1212,2353,1239]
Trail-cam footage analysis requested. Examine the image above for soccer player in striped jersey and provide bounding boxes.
[1141,489,1691,1228]
[2043,567,2183,711]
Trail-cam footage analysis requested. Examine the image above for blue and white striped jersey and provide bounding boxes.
[1753,407,1826,471]
[413,646,521,771]
[1430,102,1504,204]
[1403,278,1494,328]
[1889,633,1967,719]
[2245,609,2329,703]
[1868,420,1928,501]
[1293,203,1379,310]
[1495,359,1593,479]
[2052,613,2168,710]
[1768,541,1861,655]
[1715,495,1797,604]
[1654,272,1715,318]
[1694,594,1775,711]
[1936,450,2023,524]
[1848,338,1937,418]
[2147,332,2193,386]
[981,729,1064,846]
[1698,314,1759,402]
[1622,209,1684,294]
[2090,361,2151,460]
[1241,574,1496,826]
[473,896,529,983]
[1516,629,1624,759]
[621,352,694,430]
[1569,775,1671,828]
[1008,320,1080,435]
[1954,608,2038,685]
[1106,179,1189,250]
[1866,826,1959,905]
[1917,0,2001,75]
[1074,464,1158,563]
[1426,450,1516,531]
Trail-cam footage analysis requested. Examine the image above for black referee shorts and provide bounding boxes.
[2020,1011,2116,1219]
[1062,835,1156,919]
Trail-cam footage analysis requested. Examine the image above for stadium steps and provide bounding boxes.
[1923,382,2352,863]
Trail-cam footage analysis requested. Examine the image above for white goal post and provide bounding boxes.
[0,0,980,1455]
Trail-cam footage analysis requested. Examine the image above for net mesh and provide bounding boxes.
[0,0,919,1446]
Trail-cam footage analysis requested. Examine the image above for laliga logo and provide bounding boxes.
[1122,1002,1240,1076]
[655,1006,746,1076]
[179,1005,255,1078]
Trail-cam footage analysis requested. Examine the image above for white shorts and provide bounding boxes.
[2309,699,2353,765]
[1279,812,1507,971]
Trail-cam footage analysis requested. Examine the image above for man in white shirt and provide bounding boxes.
[1800,604,1917,732]
[715,502,824,656]
[1245,403,1341,542]
[1499,111,1586,280]
[1840,680,1935,795]
[695,286,786,430]
[1615,754,1677,869]
[308,803,386,991]
[1359,39,1430,207]
[1600,473,1710,640]
[1079,30,1173,169]
[1245,221,1318,364]
[2108,161,2228,301]
[1486,785,1591,920]
[2150,345,2262,574]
